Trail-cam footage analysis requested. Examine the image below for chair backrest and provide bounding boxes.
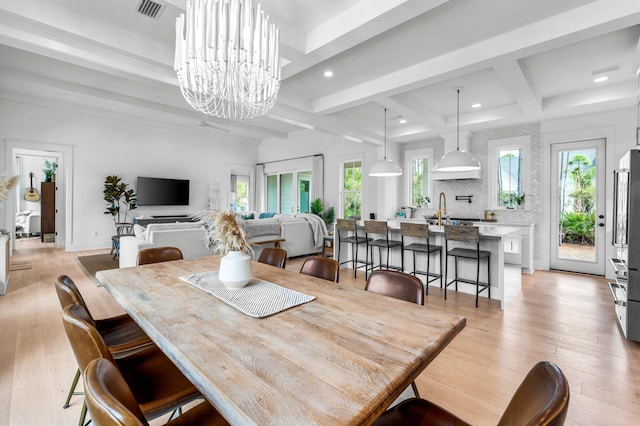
[84,358,148,426]
[498,361,570,426]
[365,270,424,305]
[62,304,116,373]
[300,256,340,283]
[115,223,135,236]
[136,246,184,266]
[55,275,94,323]
[400,222,429,239]
[364,220,389,236]
[257,247,288,268]
[336,219,356,239]
[444,225,479,244]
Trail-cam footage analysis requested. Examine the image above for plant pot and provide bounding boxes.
[218,251,253,288]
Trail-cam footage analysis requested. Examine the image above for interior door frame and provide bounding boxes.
[549,138,606,275]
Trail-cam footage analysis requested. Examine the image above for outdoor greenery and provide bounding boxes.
[310,198,336,226]
[497,149,523,207]
[103,175,137,226]
[342,161,362,218]
[411,158,430,206]
[559,152,596,245]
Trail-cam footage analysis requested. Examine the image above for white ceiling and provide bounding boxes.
[0,0,639,146]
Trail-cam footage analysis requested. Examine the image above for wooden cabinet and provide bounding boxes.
[40,182,55,242]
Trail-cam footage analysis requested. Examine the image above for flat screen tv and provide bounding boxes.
[136,177,190,206]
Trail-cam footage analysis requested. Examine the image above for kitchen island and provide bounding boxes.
[334,219,522,310]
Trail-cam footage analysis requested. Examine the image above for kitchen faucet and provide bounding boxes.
[437,192,447,227]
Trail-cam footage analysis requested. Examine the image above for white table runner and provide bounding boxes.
[180,270,315,318]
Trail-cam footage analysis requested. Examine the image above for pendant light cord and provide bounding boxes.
[456,88,460,152]
[384,107,388,159]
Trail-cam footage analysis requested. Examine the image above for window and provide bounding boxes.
[230,174,249,211]
[341,160,362,218]
[404,148,433,206]
[487,136,531,210]
[265,171,312,214]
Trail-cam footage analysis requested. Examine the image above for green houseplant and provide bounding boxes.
[310,198,335,226]
[513,193,525,208]
[103,175,137,226]
[43,160,57,182]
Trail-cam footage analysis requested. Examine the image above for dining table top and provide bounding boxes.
[96,256,466,425]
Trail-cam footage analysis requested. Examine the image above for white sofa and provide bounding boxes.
[119,222,210,268]
[119,214,329,268]
[15,211,40,237]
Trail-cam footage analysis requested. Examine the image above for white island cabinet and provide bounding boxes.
[474,222,535,274]
[335,220,522,310]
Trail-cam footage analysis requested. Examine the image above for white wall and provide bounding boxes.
[0,98,259,251]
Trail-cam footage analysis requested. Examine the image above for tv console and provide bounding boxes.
[133,215,196,226]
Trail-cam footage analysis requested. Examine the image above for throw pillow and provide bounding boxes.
[258,212,276,219]
[241,213,255,220]
[133,224,147,239]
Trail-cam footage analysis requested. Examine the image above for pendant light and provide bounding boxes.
[433,88,481,172]
[369,108,403,177]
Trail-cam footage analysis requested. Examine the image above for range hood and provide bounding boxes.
[431,130,481,180]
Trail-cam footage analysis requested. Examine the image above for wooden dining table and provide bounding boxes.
[96,256,466,425]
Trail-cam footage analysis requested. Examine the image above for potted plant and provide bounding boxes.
[514,193,525,209]
[103,175,137,228]
[43,160,57,182]
[310,198,336,226]
[195,209,253,288]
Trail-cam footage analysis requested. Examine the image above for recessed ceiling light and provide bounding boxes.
[399,118,407,124]
[324,70,333,78]
[594,76,608,83]
[471,103,482,108]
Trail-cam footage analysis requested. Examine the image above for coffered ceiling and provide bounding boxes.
[0,0,639,146]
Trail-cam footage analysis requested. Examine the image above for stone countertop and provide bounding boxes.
[366,219,521,238]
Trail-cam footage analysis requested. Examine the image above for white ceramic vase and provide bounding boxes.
[218,251,253,289]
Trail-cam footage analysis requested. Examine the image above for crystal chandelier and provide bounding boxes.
[174,0,281,119]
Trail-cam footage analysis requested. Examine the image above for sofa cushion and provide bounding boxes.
[242,219,282,239]
[133,224,147,239]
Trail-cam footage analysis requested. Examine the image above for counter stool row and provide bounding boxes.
[335,219,490,307]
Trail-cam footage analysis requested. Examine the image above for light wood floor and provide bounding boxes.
[1,239,639,425]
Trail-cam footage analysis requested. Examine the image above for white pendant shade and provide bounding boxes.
[369,107,403,177]
[434,149,481,171]
[369,158,403,176]
[433,87,481,172]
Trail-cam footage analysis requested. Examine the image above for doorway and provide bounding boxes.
[549,139,606,275]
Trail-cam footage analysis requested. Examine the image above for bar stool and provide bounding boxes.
[364,220,403,279]
[336,218,370,278]
[400,222,443,294]
[444,225,490,307]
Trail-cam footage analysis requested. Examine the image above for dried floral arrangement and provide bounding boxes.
[193,209,252,255]
[0,175,19,204]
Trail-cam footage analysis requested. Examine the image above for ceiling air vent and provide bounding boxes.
[136,0,166,20]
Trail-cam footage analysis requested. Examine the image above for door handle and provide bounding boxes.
[599,223,605,227]
[599,215,604,219]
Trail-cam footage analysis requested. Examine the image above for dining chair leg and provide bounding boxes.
[79,399,88,426]
[63,367,83,408]
[411,381,420,398]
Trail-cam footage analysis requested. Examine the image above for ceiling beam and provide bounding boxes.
[492,58,542,115]
[376,96,445,130]
[312,0,640,114]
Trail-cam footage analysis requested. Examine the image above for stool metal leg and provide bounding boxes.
[63,367,83,408]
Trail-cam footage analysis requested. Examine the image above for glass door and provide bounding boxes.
[550,139,605,275]
[266,171,312,214]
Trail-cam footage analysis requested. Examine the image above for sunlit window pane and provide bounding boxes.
[497,148,523,207]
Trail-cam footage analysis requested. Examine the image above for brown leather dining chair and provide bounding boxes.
[55,275,152,410]
[84,358,228,426]
[137,246,184,266]
[257,247,288,268]
[62,304,207,426]
[365,270,424,398]
[372,361,570,426]
[300,256,340,283]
